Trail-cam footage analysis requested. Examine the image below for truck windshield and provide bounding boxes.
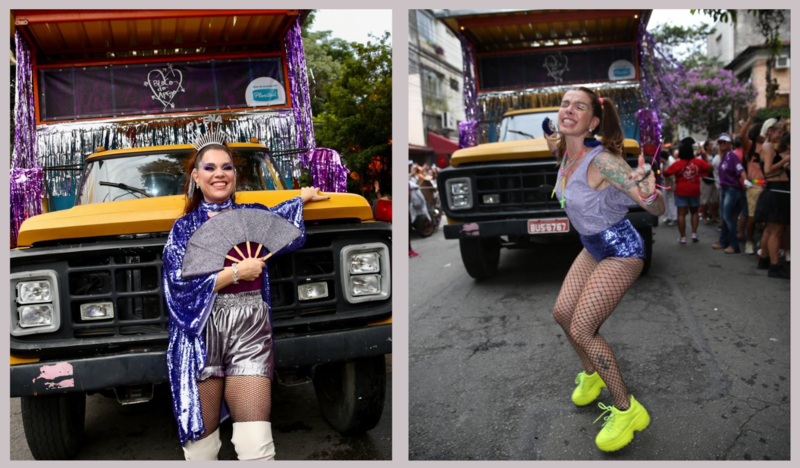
[498,111,559,142]
[76,149,287,205]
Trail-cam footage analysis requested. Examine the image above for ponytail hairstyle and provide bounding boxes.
[555,86,625,164]
[183,143,238,215]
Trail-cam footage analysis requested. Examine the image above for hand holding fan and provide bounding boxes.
[182,209,302,278]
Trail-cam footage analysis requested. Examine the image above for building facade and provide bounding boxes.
[408,9,465,155]
[707,10,791,109]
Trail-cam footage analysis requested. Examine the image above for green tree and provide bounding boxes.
[314,32,391,195]
[303,30,354,115]
[691,9,787,106]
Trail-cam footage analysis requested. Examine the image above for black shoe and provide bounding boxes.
[757,257,770,270]
[768,264,790,279]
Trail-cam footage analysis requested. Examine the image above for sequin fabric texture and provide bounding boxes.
[554,145,637,236]
[579,218,646,262]
[163,197,306,446]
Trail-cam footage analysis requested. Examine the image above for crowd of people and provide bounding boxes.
[408,161,441,257]
[658,105,790,279]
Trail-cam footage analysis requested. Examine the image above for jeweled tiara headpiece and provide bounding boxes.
[187,115,227,152]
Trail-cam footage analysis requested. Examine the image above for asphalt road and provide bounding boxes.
[10,355,391,460]
[409,220,790,460]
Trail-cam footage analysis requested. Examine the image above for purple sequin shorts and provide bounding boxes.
[579,218,646,263]
[199,290,273,381]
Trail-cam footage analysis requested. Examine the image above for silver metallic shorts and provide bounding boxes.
[199,290,273,381]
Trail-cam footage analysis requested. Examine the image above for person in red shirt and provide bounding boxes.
[664,137,712,243]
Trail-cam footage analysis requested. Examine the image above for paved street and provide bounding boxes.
[10,356,391,460]
[409,221,790,460]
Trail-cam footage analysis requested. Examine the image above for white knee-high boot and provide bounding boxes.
[182,428,222,460]
[231,421,276,461]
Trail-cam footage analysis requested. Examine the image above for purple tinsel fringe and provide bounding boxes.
[458,121,478,149]
[458,32,480,148]
[637,108,662,148]
[285,17,315,168]
[636,20,685,118]
[309,148,349,193]
[11,29,43,248]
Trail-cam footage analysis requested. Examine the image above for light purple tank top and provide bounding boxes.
[555,145,637,235]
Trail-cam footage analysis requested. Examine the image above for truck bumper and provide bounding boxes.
[10,324,392,397]
[443,212,657,240]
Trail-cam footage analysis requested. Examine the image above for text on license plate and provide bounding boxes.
[528,218,570,234]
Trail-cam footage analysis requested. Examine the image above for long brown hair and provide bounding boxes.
[556,87,625,164]
[183,144,237,214]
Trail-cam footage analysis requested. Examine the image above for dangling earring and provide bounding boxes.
[188,169,198,199]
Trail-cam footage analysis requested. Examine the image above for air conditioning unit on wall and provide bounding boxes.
[775,56,790,70]
[441,112,457,130]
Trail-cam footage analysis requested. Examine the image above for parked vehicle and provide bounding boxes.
[409,178,441,237]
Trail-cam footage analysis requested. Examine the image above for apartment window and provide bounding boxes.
[450,78,459,91]
[423,69,444,98]
[418,11,435,43]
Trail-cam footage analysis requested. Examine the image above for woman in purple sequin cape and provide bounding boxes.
[162,143,329,459]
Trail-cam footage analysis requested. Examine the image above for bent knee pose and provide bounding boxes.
[546,87,665,452]
[163,138,328,460]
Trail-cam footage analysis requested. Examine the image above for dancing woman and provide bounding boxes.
[546,87,665,452]
[163,140,328,460]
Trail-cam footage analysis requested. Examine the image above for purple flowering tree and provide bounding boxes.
[671,68,757,134]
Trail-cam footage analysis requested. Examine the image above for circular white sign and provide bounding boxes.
[245,77,286,107]
[608,60,636,81]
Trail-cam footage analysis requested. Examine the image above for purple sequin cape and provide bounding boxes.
[163,197,306,446]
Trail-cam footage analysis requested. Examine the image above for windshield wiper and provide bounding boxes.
[508,129,535,139]
[99,181,151,198]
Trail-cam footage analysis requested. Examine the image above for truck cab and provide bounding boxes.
[10,143,392,458]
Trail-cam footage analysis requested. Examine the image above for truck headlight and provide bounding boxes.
[18,304,54,328]
[80,302,114,321]
[446,178,473,210]
[10,270,61,336]
[349,252,380,274]
[341,243,391,304]
[16,281,52,304]
[351,275,381,296]
[298,282,329,301]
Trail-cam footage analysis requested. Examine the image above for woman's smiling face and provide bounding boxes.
[192,148,235,204]
[558,90,600,137]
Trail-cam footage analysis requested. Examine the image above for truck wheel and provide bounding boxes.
[313,356,386,435]
[459,237,501,280]
[413,216,435,237]
[21,393,86,460]
[637,226,653,276]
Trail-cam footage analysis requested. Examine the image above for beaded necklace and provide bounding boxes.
[551,147,589,209]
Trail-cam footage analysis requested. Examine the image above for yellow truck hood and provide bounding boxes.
[16,191,372,247]
[450,138,640,167]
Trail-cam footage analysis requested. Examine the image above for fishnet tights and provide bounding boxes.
[553,249,643,409]
[196,375,273,440]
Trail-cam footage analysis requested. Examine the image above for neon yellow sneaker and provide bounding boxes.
[571,371,606,406]
[594,395,650,452]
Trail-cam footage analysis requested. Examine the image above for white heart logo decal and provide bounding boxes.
[144,64,185,110]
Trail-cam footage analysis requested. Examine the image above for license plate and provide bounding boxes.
[528,218,570,234]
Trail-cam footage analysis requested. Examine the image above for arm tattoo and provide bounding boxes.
[593,152,637,190]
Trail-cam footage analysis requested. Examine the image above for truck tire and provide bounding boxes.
[637,226,653,276]
[313,356,386,435]
[413,216,435,238]
[20,393,86,460]
[459,237,501,280]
